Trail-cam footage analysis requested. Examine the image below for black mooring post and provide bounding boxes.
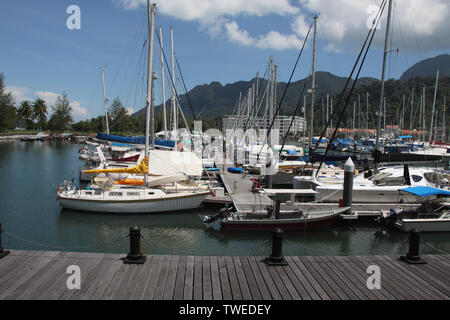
[122,226,146,264]
[400,228,426,264]
[264,228,288,266]
[0,223,10,259]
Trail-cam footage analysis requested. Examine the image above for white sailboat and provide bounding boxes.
[57,2,209,213]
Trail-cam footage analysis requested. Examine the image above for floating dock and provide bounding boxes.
[0,250,448,300]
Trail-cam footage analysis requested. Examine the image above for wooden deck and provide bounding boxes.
[0,250,448,300]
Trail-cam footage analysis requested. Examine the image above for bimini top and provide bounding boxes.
[399,186,450,198]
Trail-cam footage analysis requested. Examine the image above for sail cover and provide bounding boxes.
[84,157,149,174]
[84,149,203,177]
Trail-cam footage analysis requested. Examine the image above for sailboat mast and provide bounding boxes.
[429,69,439,142]
[170,27,177,142]
[144,1,156,186]
[443,97,447,142]
[159,26,168,140]
[100,65,109,135]
[309,14,318,161]
[375,0,393,167]
[409,87,414,134]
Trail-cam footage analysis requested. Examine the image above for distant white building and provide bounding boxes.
[221,115,307,136]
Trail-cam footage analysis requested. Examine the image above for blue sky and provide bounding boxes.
[1,0,448,121]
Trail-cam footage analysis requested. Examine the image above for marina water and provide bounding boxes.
[1,140,449,256]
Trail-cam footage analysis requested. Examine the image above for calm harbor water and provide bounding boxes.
[0,140,449,257]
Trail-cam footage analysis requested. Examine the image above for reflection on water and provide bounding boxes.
[1,141,449,256]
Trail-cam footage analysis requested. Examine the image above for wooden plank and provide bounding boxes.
[239,256,262,300]
[183,256,195,300]
[129,255,157,300]
[259,261,292,300]
[304,256,355,300]
[252,256,282,300]
[0,251,61,300]
[68,254,118,300]
[294,256,339,300]
[152,255,171,300]
[352,256,419,300]
[273,264,301,300]
[101,262,130,300]
[163,255,180,300]
[193,256,203,300]
[315,256,364,300]
[80,256,123,300]
[201,256,212,300]
[217,256,232,300]
[225,256,242,300]
[10,253,72,300]
[0,254,38,288]
[245,256,271,300]
[142,256,163,300]
[35,253,102,300]
[328,256,388,300]
[290,256,330,300]
[209,256,222,300]
[379,256,449,299]
[281,257,313,300]
[61,253,109,300]
[112,264,139,300]
[233,256,252,300]
[173,256,187,300]
[341,255,400,300]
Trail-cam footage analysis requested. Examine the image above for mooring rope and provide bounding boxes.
[2,230,128,251]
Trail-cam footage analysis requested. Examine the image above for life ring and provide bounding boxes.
[210,189,216,197]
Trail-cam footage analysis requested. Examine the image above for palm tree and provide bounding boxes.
[32,98,47,130]
[18,100,33,129]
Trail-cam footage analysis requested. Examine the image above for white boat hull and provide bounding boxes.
[316,186,423,203]
[58,191,209,213]
[394,218,450,232]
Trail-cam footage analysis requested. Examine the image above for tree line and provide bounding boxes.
[0,73,74,132]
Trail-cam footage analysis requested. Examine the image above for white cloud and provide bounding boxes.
[114,0,450,53]
[69,101,90,121]
[224,21,303,50]
[6,86,32,104]
[126,107,135,115]
[34,91,60,106]
[114,0,303,51]
[295,0,450,52]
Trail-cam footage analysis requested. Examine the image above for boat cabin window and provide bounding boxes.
[127,192,139,196]
[84,191,92,195]
[110,192,123,197]
[148,192,154,195]
[411,175,423,183]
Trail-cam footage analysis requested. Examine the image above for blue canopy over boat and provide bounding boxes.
[96,133,175,148]
[399,186,450,198]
